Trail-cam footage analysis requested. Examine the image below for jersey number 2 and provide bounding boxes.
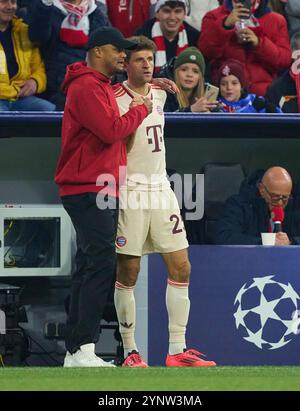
[170,214,183,234]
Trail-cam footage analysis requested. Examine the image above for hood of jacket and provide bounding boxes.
[224,0,271,18]
[61,61,109,94]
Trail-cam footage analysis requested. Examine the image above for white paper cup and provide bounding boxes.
[261,233,276,246]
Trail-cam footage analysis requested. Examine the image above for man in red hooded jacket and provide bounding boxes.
[55,27,152,367]
[199,0,291,96]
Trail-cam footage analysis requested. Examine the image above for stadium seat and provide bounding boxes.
[202,162,245,244]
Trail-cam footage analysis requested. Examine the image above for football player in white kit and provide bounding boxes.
[114,36,216,368]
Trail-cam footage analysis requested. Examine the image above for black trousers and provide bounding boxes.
[61,192,118,353]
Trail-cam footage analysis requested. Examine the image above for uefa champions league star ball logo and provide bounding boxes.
[234,276,300,350]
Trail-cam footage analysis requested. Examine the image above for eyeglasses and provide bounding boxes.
[261,182,292,203]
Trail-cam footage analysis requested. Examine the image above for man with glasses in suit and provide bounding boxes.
[214,166,300,246]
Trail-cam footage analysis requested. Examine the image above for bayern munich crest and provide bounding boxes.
[157,105,163,115]
[116,236,127,247]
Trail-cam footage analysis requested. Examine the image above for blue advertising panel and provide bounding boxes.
[148,246,300,366]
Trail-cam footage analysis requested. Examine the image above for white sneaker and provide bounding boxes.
[63,351,73,367]
[66,343,116,368]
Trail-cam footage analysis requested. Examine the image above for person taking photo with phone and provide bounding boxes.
[199,0,291,97]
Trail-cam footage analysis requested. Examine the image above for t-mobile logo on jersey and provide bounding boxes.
[147,125,163,153]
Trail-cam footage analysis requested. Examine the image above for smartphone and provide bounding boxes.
[239,0,252,9]
[204,84,219,102]
[239,0,252,18]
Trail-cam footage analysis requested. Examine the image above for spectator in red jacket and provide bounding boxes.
[99,0,152,37]
[198,0,291,96]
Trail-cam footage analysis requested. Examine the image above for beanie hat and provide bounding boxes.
[174,47,206,75]
[211,59,247,88]
[155,0,187,13]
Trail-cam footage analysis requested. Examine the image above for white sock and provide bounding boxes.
[166,279,190,355]
[114,281,137,358]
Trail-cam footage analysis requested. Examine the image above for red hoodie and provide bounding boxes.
[55,62,148,197]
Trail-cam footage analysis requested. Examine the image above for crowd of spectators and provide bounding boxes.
[0,0,299,112]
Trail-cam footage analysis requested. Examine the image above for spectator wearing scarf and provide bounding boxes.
[135,0,199,73]
[211,58,281,113]
[54,0,97,47]
[27,0,110,109]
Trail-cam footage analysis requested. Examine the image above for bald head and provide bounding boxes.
[262,167,292,190]
[259,167,292,209]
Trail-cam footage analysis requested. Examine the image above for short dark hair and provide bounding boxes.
[125,36,157,61]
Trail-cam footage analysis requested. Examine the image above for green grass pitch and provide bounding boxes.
[0,367,300,391]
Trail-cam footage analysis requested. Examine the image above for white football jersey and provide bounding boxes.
[115,81,170,191]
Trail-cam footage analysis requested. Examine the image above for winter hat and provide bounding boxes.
[212,59,247,88]
[155,0,187,13]
[174,47,206,75]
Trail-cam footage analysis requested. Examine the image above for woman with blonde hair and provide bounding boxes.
[159,47,218,112]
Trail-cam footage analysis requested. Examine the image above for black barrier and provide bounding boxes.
[0,112,300,138]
